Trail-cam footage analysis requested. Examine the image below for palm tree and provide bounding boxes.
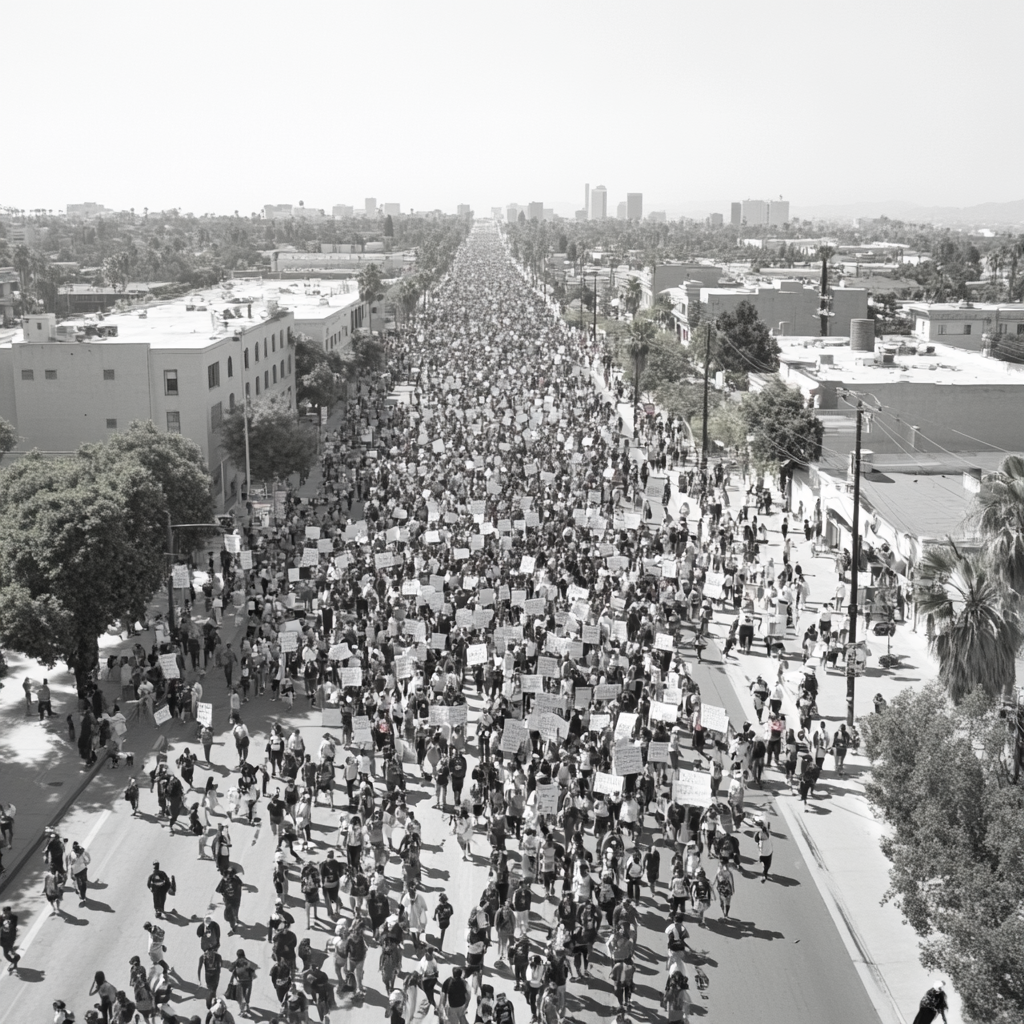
[914,541,1020,703]
[626,316,656,427]
[976,455,1024,597]
[357,264,384,335]
[398,278,420,323]
[623,276,643,319]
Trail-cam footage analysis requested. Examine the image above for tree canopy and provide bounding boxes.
[0,424,213,685]
[293,333,343,413]
[219,393,317,485]
[708,301,780,389]
[741,379,822,470]
[863,684,1024,1023]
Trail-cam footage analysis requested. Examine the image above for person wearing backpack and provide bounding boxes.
[664,912,688,972]
[494,899,516,965]
[690,867,712,926]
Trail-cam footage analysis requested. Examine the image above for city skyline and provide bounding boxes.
[3,0,1022,218]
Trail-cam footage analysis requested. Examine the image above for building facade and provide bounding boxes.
[626,193,643,220]
[0,300,298,508]
[590,186,607,220]
[907,301,1024,352]
[730,203,741,226]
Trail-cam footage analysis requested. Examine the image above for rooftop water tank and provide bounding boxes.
[850,318,875,352]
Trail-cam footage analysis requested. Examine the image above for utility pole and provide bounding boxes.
[700,320,712,501]
[846,400,864,726]
[166,512,176,633]
[591,271,598,342]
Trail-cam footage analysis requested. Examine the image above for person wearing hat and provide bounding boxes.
[912,981,949,1024]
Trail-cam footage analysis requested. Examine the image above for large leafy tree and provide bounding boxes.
[357,263,384,333]
[219,393,317,485]
[740,378,822,472]
[913,542,1019,703]
[863,684,1024,1023]
[293,333,343,415]
[714,300,781,388]
[85,420,214,550]
[0,454,167,688]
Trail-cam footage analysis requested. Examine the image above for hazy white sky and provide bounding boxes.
[6,0,1021,217]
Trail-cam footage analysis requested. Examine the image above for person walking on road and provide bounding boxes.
[754,821,774,883]
[67,841,91,904]
[43,866,63,916]
[147,861,173,918]
[0,907,21,973]
[38,678,55,719]
[222,643,239,689]
[198,947,224,1009]
[216,867,244,935]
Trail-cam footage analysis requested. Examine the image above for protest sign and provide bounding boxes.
[158,653,179,679]
[593,772,624,796]
[648,740,671,763]
[673,769,713,807]
[153,705,172,726]
[197,702,213,727]
[649,701,678,723]
[613,742,643,776]
[701,704,729,735]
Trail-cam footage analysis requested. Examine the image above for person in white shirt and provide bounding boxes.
[67,842,91,904]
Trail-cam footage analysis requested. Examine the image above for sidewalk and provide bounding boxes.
[598,357,955,1023]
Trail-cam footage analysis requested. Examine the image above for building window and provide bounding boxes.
[999,323,1007,334]
[254,343,259,363]
[272,333,276,352]
[106,418,117,429]
[287,355,292,376]
[264,370,269,390]
[164,369,178,395]
[280,359,285,379]
[166,411,181,434]
[227,356,233,378]
[211,402,223,430]
[1018,324,1024,335]
[21,369,34,381]
[229,393,235,412]
[264,339,268,358]
[45,369,57,380]
[103,368,115,380]
[255,378,261,395]
[938,324,946,335]
[208,362,220,389]
[212,463,222,490]
[272,365,277,384]
[964,324,972,335]
[245,382,250,399]
[244,348,249,369]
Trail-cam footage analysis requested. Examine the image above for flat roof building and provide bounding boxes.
[590,185,607,220]
[0,287,300,508]
[626,193,643,221]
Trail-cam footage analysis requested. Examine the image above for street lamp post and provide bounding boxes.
[845,400,864,726]
[591,271,599,342]
[700,320,713,503]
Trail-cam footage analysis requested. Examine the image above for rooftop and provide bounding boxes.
[10,279,361,350]
[821,465,982,543]
[777,336,1024,387]
[906,300,1024,314]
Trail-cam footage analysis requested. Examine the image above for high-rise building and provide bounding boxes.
[626,193,643,220]
[575,210,587,221]
[709,213,724,227]
[585,183,590,219]
[617,202,627,220]
[364,197,377,217]
[384,203,401,217]
[491,207,503,220]
[768,199,790,226]
[590,185,608,220]
[730,203,741,226]
[527,202,544,222]
[332,205,354,219]
[741,199,767,225]
[457,204,471,216]
[507,205,522,224]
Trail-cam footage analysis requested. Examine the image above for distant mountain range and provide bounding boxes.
[790,199,1024,227]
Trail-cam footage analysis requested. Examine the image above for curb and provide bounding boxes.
[0,750,109,896]
[775,795,906,1024]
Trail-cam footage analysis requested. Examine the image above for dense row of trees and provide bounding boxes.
[612,301,821,471]
[0,209,471,317]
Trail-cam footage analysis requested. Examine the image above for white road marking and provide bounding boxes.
[0,808,111,1016]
